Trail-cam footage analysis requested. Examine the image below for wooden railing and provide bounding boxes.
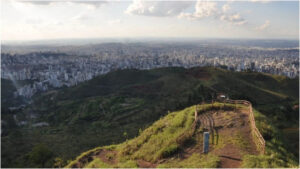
[226,100,265,154]
[194,99,265,154]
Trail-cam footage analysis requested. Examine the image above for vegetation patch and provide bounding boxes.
[84,158,112,168]
[157,153,220,168]
[242,154,285,168]
[158,144,179,159]
[249,109,299,167]
[2,67,298,168]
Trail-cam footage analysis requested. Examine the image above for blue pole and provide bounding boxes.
[203,132,209,153]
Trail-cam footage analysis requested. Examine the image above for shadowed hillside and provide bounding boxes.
[1,67,298,167]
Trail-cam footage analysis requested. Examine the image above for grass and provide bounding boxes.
[118,103,237,162]
[65,147,102,168]
[158,144,179,158]
[2,67,298,168]
[242,154,286,168]
[213,131,251,153]
[118,105,196,162]
[117,160,138,168]
[105,152,114,160]
[240,109,299,168]
[65,103,241,168]
[157,153,220,168]
[229,132,251,152]
[63,100,299,168]
[84,158,113,168]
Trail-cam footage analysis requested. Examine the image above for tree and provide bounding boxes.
[27,144,53,167]
[54,157,66,168]
[123,131,128,140]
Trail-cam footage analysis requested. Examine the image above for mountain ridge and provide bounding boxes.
[65,101,293,168]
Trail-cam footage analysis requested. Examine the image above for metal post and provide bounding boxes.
[203,132,210,153]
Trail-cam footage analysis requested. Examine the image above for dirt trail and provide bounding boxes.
[211,108,258,168]
[137,159,157,168]
[71,149,117,168]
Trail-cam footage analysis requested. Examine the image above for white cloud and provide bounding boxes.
[125,0,193,17]
[220,13,247,25]
[21,1,52,5]
[179,1,217,20]
[19,0,107,8]
[255,20,270,31]
[222,4,231,13]
[226,0,270,3]
[71,13,91,22]
[178,0,246,26]
[194,1,218,18]
[108,19,121,25]
[25,17,44,24]
[250,0,270,4]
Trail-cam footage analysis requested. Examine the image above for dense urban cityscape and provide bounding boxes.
[1,42,299,99]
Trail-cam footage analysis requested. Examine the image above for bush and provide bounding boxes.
[84,158,112,168]
[176,130,194,146]
[53,157,66,168]
[27,144,53,167]
[118,160,138,168]
[242,154,285,168]
[157,153,220,168]
[105,152,114,160]
[159,144,179,158]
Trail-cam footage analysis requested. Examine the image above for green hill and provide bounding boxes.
[65,102,297,168]
[1,67,299,167]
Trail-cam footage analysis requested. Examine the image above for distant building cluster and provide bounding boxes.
[1,43,299,98]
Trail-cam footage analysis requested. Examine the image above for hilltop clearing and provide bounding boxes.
[66,102,295,168]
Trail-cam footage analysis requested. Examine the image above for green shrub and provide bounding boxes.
[157,153,220,168]
[118,160,138,168]
[176,130,194,146]
[251,109,298,167]
[242,154,285,168]
[84,158,112,168]
[105,152,114,160]
[27,144,53,168]
[158,144,179,158]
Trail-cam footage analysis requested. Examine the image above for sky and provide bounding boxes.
[1,0,299,41]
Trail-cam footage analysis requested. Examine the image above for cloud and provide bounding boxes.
[19,0,107,8]
[25,18,44,24]
[220,13,247,25]
[72,1,107,8]
[227,0,270,3]
[125,0,194,17]
[108,19,121,25]
[125,0,247,26]
[194,1,218,18]
[255,20,270,31]
[179,1,217,20]
[178,0,246,26]
[71,13,91,22]
[250,0,270,4]
[222,4,231,13]
[20,1,52,5]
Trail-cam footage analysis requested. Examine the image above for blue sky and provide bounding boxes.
[1,0,299,41]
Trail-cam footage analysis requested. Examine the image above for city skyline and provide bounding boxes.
[1,0,299,41]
